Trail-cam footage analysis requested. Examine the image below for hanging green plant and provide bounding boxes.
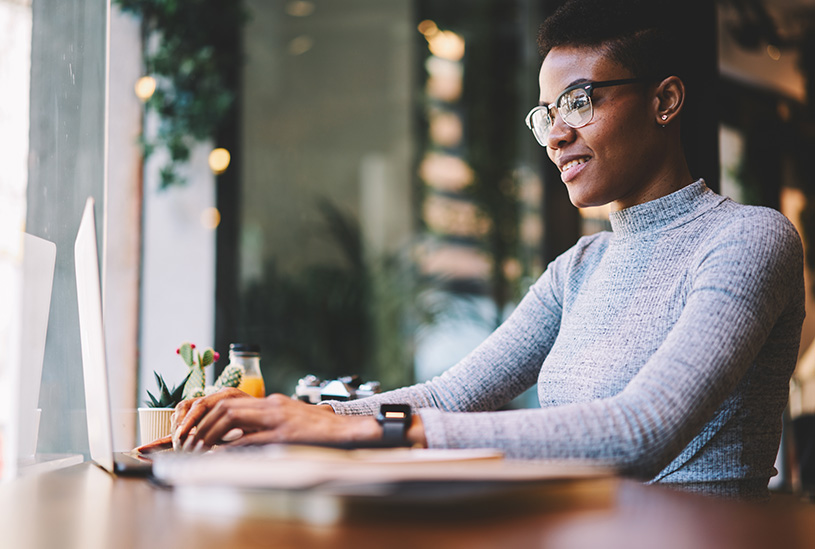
[114,0,246,188]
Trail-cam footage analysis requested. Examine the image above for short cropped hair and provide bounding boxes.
[537,0,687,84]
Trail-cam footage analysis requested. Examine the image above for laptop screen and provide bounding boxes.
[74,197,115,472]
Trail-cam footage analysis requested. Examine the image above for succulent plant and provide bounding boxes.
[176,342,220,399]
[146,371,192,408]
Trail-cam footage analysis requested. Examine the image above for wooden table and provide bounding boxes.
[1,462,813,549]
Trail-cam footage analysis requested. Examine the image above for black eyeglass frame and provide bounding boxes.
[525,78,644,146]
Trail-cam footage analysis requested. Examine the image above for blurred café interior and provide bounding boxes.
[2,0,815,546]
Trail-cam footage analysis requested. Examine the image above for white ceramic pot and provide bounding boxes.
[137,407,174,445]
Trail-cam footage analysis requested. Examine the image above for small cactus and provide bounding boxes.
[214,363,244,389]
[175,342,241,400]
[177,342,221,399]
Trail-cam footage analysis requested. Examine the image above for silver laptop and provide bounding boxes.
[75,197,151,476]
[17,233,56,461]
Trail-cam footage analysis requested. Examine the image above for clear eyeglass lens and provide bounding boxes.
[559,88,593,128]
[526,87,594,146]
[529,108,551,145]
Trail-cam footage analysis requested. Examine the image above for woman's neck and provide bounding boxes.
[609,140,694,212]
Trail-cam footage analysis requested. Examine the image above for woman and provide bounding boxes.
[158,0,805,501]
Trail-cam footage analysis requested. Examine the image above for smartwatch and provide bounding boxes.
[376,404,412,446]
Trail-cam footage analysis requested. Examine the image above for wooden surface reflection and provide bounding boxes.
[0,463,813,549]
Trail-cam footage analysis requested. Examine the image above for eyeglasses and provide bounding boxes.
[525,78,643,147]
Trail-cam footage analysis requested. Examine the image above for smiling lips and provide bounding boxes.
[559,156,590,182]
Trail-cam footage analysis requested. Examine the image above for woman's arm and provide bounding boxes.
[412,211,804,478]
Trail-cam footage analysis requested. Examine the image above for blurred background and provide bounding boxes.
[2,0,815,491]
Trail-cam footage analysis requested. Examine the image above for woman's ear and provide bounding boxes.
[653,76,685,127]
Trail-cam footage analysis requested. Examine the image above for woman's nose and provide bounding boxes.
[546,110,576,150]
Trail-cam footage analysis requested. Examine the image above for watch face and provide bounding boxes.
[378,404,411,423]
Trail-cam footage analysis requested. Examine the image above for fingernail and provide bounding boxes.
[194,440,205,453]
[222,428,243,442]
[182,436,195,453]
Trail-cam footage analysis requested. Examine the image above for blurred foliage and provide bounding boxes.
[114,0,246,188]
[418,0,528,327]
[461,4,523,325]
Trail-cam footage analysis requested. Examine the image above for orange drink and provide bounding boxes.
[238,375,265,398]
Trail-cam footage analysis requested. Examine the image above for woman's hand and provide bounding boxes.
[134,388,251,454]
[175,391,382,452]
[171,387,254,450]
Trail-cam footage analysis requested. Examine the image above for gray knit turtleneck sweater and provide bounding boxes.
[327,180,805,500]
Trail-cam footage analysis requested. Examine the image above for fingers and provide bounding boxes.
[174,388,251,443]
[181,428,243,450]
[194,399,276,449]
[172,398,198,444]
[135,434,173,454]
[224,430,281,447]
[176,393,346,453]
[175,397,216,441]
[173,398,192,427]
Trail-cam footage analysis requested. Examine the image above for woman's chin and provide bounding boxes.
[566,190,603,210]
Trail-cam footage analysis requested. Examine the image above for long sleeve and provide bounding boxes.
[328,181,805,499]
[418,208,802,479]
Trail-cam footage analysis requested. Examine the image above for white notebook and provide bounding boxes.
[151,444,610,491]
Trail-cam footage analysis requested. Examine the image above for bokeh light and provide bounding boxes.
[134,76,156,101]
[285,1,315,17]
[200,207,221,230]
[208,147,231,174]
[418,19,465,62]
[428,110,463,147]
[288,35,313,56]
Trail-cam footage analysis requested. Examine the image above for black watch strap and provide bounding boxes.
[377,404,411,446]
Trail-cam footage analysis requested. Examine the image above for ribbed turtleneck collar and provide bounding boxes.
[608,180,725,237]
